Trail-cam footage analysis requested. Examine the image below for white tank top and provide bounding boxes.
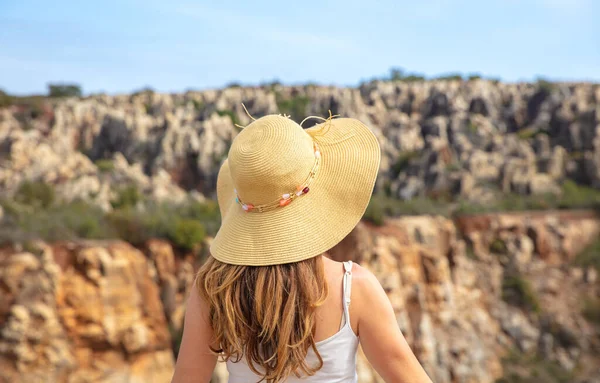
[226,261,359,383]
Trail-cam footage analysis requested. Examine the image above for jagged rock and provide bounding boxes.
[2,81,598,207]
[1,212,600,382]
[0,242,174,383]
[529,173,560,195]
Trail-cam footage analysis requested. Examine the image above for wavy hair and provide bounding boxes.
[196,255,329,382]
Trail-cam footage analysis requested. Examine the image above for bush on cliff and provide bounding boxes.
[363,194,452,225]
[0,199,113,243]
[15,181,55,209]
[275,93,310,119]
[48,83,82,98]
[497,349,573,383]
[573,237,600,272]
[216,109,241,126]
[0,193,218,251]
[169,219,206,251]
[0,89,13,108]
[582,298,600,325]
[502,274,541,314]
[110,185,143,209]
[95,159,115,173]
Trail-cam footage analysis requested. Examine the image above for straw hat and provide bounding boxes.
[210,114,380,266]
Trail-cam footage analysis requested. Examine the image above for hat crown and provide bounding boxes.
[228,115,315,206]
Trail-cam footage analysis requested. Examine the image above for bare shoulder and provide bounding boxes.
[350,262,383,293]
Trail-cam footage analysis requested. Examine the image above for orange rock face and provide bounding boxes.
[1,211,599,383]
[0,241,174,383]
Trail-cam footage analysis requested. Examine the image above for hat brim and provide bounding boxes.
[210,118,381,266]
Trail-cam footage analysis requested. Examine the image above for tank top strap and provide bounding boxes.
[342,261,353,322]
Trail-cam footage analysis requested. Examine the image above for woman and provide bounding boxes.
[172,114,433,382]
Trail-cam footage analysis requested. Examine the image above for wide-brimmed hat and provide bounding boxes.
[210,114,381,266]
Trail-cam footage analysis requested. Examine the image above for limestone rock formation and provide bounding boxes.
[1,80,598,208]
[0,241,175,383]
[2,212,598,382]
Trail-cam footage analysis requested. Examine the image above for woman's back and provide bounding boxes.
[227,260,359,382]
[171,114,433,383]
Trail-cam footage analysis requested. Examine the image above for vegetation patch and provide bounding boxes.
[502,274,541,314]
[14,181,55,209]
[582,298,600,325]
[573,237,600,272]
[489,238,508,254]
[0,193,220,252]
[496,349,574,383]
[275,93,310,119]
[95,159,115,173]
[363,194,452,226]
[48,83,82,98]
[111,185,143,210]
[216,109,241,126]
[391,151,419,176]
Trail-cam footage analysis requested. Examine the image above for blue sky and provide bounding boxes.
[1,0,598,95]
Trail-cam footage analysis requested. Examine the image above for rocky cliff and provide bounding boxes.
[1,212,599,383]
[1,80,599,210]
[1,80,599,382]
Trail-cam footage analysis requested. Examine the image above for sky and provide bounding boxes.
[0,0,598,95]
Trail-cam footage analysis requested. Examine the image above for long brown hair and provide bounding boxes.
[196,255,329,382]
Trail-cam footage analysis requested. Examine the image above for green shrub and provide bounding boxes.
[0,198,22,218]
[48,83,82,98]
[3,199,113,242]
[111,185,142,210]
[275,94,310,119]
[191,99,204,111]
[573,238,600,272]
[466,245,477,260]
[454,181,600,215]
[402,74,426,82]
[363,197,385,226]
[106,201,216,248]
[496,349,574,383]
[467,74,482,81]
[389,67,405,81]
[169,218,206,251]
[176,200,221,236]
[558,180,600,210]
[95,159,114,173]
[131,87,155,97]
[582,298,600,325]
[0,89,14,108]
[536,77,555,93]
[446,161,461,172]
[106,209,154,246]
[502,274,541,314]
[1,195,218,248]
[388,68,426,82]
[517,127,539,140]
[363,194,451,225]
[391,151,418,176]
[490,238,508,254]
[15,181,55,208]
[216,109,241,126]
[435,73,463,81]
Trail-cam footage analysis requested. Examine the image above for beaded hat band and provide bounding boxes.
[235,142,321,213]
